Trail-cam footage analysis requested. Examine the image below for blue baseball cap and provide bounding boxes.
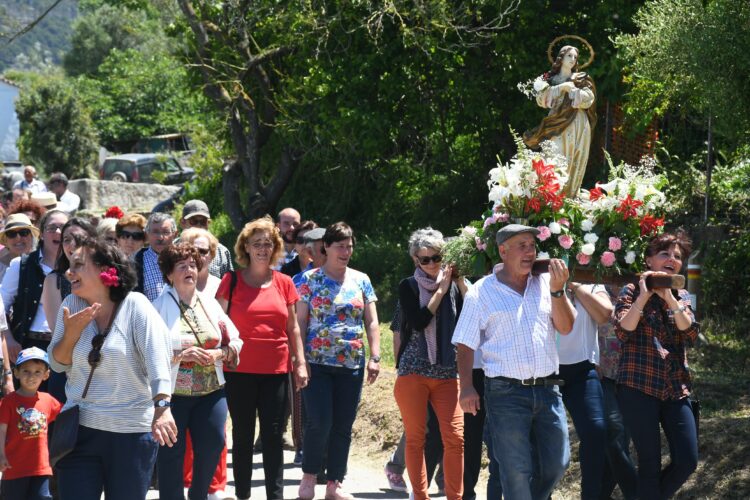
[16,347,50,367]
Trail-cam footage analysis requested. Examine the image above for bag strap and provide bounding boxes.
[226,270,238,316]
[82,301,122,399]
[167,292,205,348]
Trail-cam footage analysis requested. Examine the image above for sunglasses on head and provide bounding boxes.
[418,254,443,265]
[6,228,32,239]
[117,230,145,241]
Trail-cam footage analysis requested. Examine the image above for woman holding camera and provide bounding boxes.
[614,231,699,499]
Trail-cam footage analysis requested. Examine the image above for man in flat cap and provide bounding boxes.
[452,224,576,500]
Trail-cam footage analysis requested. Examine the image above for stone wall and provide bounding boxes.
[68,179,180,214]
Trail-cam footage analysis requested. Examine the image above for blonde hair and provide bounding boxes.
[116,213,147,231]
[234,216,283,268]
[96,218,118,239]
[181,227,218,260]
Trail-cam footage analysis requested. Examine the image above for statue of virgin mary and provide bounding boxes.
[523,44,597,196]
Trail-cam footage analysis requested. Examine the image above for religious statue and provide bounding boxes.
[524,37,597,196]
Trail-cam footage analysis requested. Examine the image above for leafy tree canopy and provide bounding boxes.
[615,0,750,144]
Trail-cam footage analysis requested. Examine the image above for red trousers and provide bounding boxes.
[394,374,464,500]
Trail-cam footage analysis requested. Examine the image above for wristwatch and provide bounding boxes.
[2,369,12,377]
[369,355,381,363]
[550,289,565,298]
[154,399,171,408]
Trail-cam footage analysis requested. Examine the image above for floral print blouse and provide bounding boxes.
[297,268,377,369]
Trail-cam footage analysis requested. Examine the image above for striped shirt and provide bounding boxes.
[451,264,559,379]
[48,292,173,433]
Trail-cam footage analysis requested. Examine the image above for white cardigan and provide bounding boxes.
[153,285,243,393]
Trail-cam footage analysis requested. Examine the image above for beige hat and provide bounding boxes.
[0,213,40,245]
[31,192,58,210]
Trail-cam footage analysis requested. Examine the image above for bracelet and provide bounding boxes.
[2,369,12,376]
[671,305,686,314]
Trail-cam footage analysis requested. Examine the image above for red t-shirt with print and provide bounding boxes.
[217,270,299,374]
[0,391,61,479]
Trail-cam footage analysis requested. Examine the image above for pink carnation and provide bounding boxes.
[600,251,616,267]
[576,252,591,266]
[558,234,574,250]
[483,216,496,229]
[475,237,486,252]
[608,237,622,251]
[536,226,552,242]
[495,211,509,222]
[558,217,570,227]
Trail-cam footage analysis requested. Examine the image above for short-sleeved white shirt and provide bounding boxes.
[558,284,604,365]
[452,264,559,379]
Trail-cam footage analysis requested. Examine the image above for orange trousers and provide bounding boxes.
[394,374,464,500]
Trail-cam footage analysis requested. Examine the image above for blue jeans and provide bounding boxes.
[484,377,569,500]
[302,363,364,482]
[559,361,607,500]
[158,389,228,500]
[618,385,698,500]
[600,378,637,500]
[483,416,502,500]
[1,476,51,500]
[56,425,158,500]
[464,369,502,500]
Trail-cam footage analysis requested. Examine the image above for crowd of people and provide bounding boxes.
[0,165,700,500]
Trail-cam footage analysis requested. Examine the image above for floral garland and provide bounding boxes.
[443,141,669,279]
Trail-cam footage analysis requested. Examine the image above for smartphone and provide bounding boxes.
[531,259,550,275]
[644,274,686,290]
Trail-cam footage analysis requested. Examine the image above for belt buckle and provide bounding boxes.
[521,378,535,386]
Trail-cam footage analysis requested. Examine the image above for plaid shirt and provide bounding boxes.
[142,247,165,302]
[208,243,233,279]
[614,284,699,400]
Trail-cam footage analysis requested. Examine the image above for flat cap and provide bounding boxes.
[182,199,210,219]
[495,224,540,246]
[303,227,326,242]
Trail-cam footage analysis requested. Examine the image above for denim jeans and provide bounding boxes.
[483,420,502,500]
[600,378,637,500]
[158,389,227,500]
[559,361,607,500]
[484,377,569,500]
[224,372,288,500]
[56,426,158,500]
[302,363,364,482]
[618,385,698,500]
[1,476,51,500]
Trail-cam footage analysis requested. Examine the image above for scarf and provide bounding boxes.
[413,266,441,365]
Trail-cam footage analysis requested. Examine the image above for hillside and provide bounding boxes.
[0,0,78,72]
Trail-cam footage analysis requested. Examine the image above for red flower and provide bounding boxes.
[525,197,542,213]
[311,337,324,349]
[298,284,311,297]
[350,340,363,349]
[589,186,604,201]
[615,195,643,220]
[639,214,665,236]
[104,206,124,219]
[99,267,120,287]
[311,296,324,308]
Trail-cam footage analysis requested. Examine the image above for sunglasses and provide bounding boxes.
[117,230,145,241]
[196,248,210,256]
[6,228,32,239]
[418,254,443,265]
[88,333,106,367]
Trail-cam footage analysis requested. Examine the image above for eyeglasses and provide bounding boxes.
[45,224,64,233]
[6,228,32,239]
[250,242,273,250]
[89,333,106,367]
[196,248,210,256]
[186,217,209,228]
[117,230,145,241]
[418,254,443,265]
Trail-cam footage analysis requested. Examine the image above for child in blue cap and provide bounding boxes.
[0,347,61,499]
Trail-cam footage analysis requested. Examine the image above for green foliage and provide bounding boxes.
[702,231,750,325]
[76,48,213,145]
[615,0,750,143]
[651,145,706,226]
[15,76,98,178]
[63,3,171,77]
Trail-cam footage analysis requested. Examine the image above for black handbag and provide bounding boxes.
[48,302,121,468]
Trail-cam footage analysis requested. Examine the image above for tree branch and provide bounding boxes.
[3,0,66,45]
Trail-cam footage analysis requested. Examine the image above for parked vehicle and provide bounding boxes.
[1,161,24,190]
[99,154,194,185]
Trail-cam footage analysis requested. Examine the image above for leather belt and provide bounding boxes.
[27,331,52,342]
[493,375,565,387]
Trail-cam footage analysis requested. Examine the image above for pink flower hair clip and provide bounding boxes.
[100,267,120,287]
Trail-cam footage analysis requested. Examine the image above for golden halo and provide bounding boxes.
[547,35,595,70]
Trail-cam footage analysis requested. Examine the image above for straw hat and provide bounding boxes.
[31,192,58,210]
[0,213,40,245]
